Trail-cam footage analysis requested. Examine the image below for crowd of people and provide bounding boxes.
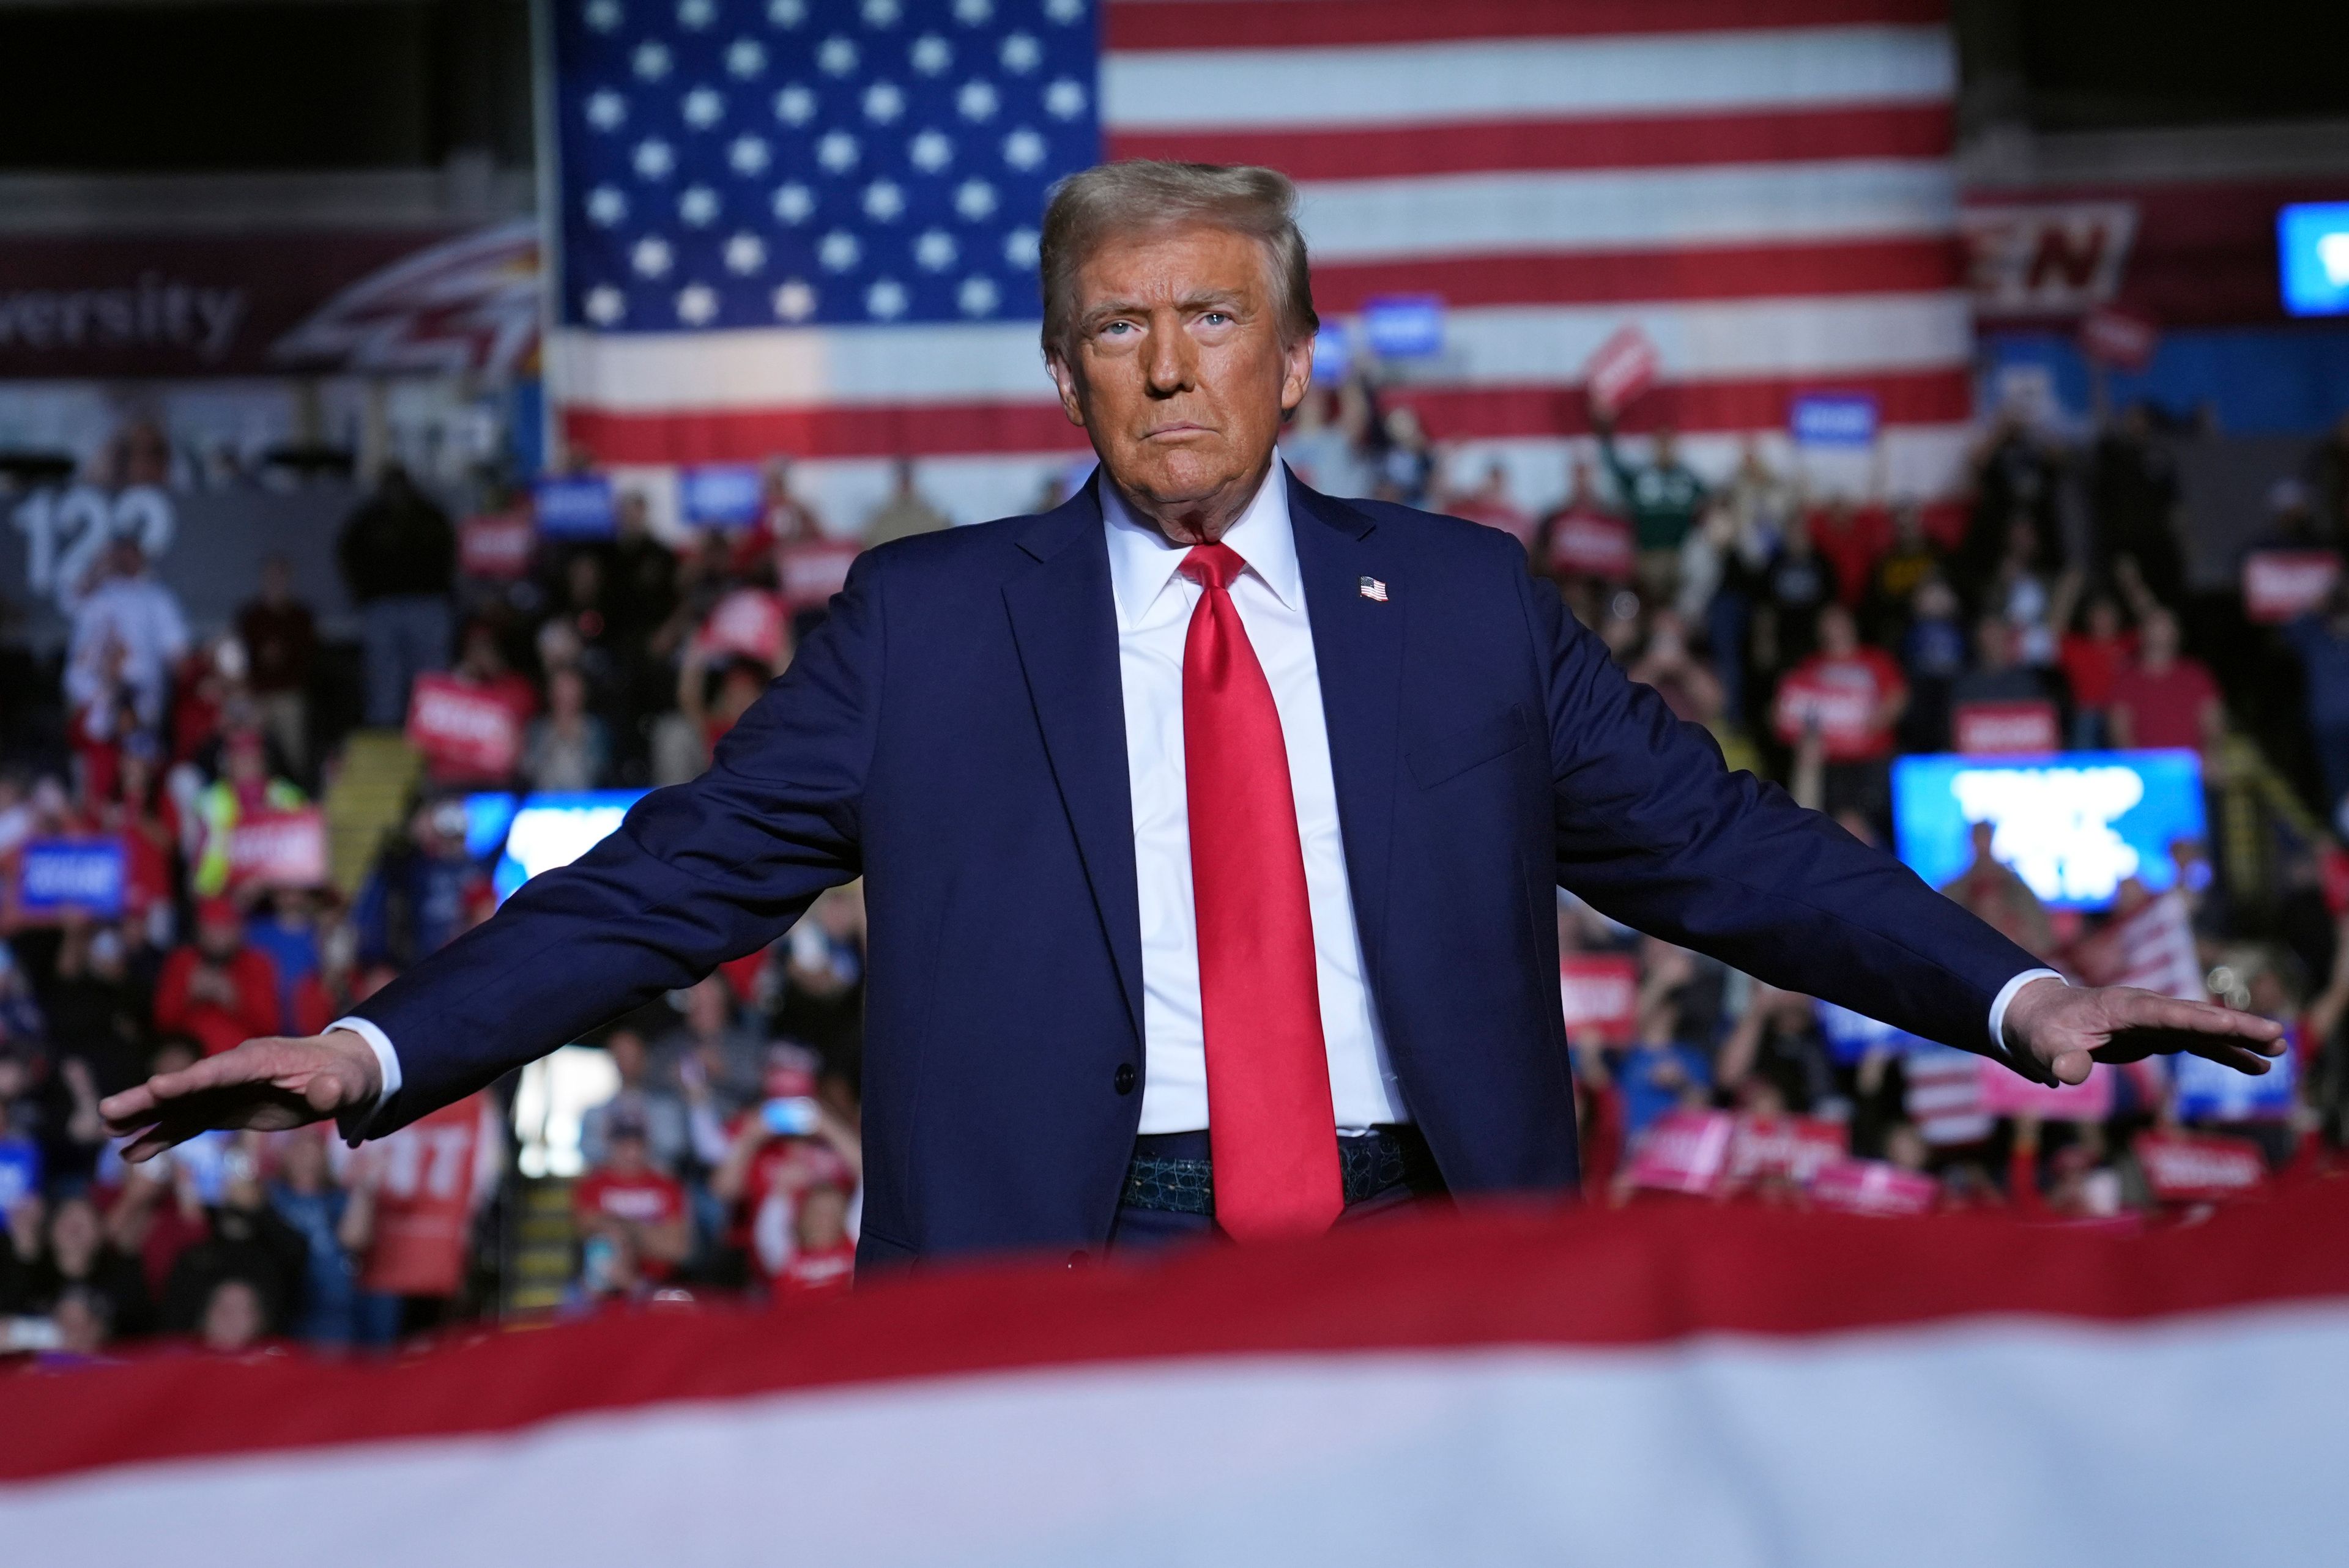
[2,390,2348,1366]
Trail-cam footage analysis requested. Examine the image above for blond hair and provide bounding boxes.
[1038,160,1318,361]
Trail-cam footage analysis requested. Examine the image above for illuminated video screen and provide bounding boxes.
[1891,750,2207,911]
[464,790,647,903]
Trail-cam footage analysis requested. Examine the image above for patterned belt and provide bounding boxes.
[1120,1126,1444,1218]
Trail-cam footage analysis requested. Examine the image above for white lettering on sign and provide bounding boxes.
[9,484,177,612]
[1950,764,2144,904]
[22,851,117,901]
[1959,201,2139,316]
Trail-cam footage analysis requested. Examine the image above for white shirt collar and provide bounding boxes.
[1100,457,1300,631]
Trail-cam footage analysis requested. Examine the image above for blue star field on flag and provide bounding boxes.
[552,0,1101,333]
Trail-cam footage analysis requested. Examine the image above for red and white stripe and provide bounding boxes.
[554,1,1973,527]
[6,1188,2346,1565]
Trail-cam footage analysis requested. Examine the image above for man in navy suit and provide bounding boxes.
[105,163,2280,1262]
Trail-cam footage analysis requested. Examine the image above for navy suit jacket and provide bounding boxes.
[355,472,2044,1265]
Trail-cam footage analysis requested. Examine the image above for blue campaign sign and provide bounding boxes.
[533,475,617,539]
[2173,1034,2298,1122]
[1790,392,1880,446]
[1814,999,1925,1065]
[679,465,765,529]
[2278,202,2349,318]
[17,838,125,917]
[1360,295,1445,359]
[1311,322,1353,385]
[1892,750,2208,912]
[0,1138,41,1216]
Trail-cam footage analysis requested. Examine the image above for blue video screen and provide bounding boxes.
[465,790,647,903]
[2279,201,2349,317]
[1891,750,2207,911]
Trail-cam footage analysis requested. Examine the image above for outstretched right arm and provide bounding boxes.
[104,552,888,1156]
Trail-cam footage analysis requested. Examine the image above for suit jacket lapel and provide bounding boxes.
[1288,475,1404,986]
[1001,480,1146,1044]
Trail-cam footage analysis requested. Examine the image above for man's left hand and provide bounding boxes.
[2003,977,2286,1085]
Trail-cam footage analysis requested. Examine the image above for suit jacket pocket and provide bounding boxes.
[1407,701,1532,789]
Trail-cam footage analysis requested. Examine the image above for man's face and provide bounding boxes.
[1047,223,1312,541]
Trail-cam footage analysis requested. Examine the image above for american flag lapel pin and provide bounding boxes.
[1358,576,1389,602]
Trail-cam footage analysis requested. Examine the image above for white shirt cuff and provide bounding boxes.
[328,1015,403,1144]
[1987,969,2066,1056]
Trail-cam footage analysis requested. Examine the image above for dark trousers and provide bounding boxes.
[1106,1128,1445,1254]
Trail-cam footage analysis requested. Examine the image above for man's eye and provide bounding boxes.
[1102,321,1132,336]
[1201,312,1230,325]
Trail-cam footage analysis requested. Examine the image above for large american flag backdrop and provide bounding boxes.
[546,0,1970,525]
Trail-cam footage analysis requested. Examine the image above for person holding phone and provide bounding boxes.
[710,1056,860,1287]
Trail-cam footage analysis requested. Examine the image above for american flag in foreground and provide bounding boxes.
[5,1190,2345,1565]
[547,0,1972,523]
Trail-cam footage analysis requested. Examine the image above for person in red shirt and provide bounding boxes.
[1774,604,1907,831]
[1808,496,1892,612]
[710,1052,863,1285]
[154,899,282,1057]
[774,1182,855,1298]
[1532,457,1633,588]
[571,1108,690,1285]
[2056,589,2137,749]
[2107,609,2223,753]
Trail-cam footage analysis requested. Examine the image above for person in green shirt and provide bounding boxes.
[1596,416,1708,599]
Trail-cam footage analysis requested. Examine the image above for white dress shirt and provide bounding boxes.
[1102,461,1409,1133]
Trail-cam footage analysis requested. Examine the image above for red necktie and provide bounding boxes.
[1180,542,1343,1241]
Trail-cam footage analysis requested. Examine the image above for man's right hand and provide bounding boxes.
[99,1030,384,1162]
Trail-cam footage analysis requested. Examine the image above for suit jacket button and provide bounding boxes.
[1113,1063,1137,1095]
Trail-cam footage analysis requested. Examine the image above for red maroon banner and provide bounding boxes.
[1772,671,1878,753]
[1724,1115,1847,1191]
[406,674,524,780]
[776,539,861,613]
[2136,1130,2268,1203]
[1559,953,1639,1046]
[1977,1059,2114,1121]
[1545,510,1635,581]
[1584,324,1660,418]
[2242,550,2342,624]
[1809,1158,1940,1218]
[359,1095,492,1298]
[226,808,328,890]
[1953,700,2060,755]
[459,509,538,580]
[698,587,789,665]
[1624,1108,1735,1195]
[2077,305,2159,371]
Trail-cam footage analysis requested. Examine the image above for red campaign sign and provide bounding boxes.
[2077,305,2159,371]
[699,587,787,665]
[776,539,861,612]
[2135,1130,2268,1203]
[360,1095,491,1297]
[459,509,537,580]
[1953,700,2060,755]
[1723,1115,1846,1191]
[1559,954,1639,1046]
[1977,1057,2115,1121]
[1624,1108,1735,1196]
[1546,510,1635,582]
[1772,671,1877,751]
[407,673,523,780]
[1808,1158,1940,1218]
[226,807,327,890]
[2241,550,2342,624]
[1584,324,1660,418]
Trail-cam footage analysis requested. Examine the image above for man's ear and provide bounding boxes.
[1278,333,1314,415]
[1045,350,1086,429]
